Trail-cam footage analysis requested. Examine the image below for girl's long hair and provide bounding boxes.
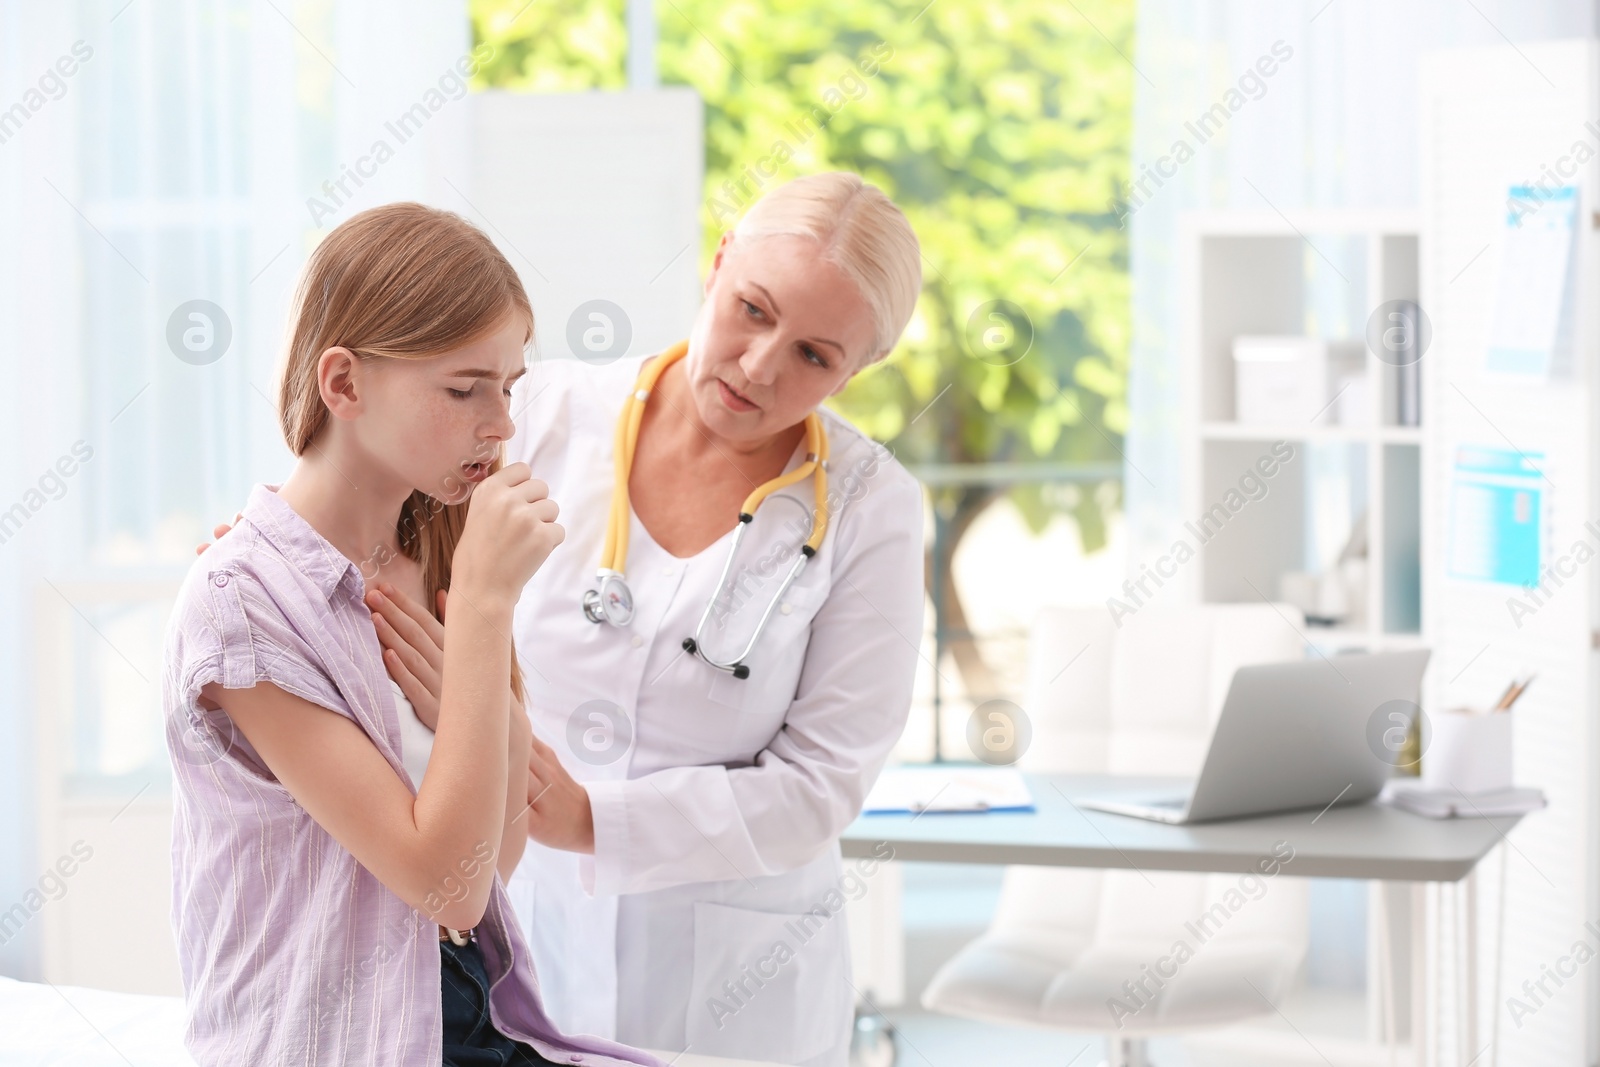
[278,202,529,701]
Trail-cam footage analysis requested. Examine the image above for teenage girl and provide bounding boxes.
[164,202,664,1067]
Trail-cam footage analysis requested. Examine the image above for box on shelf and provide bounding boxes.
[1233,336,1367,426]
[1336,368,1370,427]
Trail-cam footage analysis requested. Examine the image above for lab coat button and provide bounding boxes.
[213,574,229,588]
[631,635,643,648]
[780,602,792,615]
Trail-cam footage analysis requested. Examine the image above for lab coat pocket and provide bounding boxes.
[704,580,824,714]
[684,900,852,1064]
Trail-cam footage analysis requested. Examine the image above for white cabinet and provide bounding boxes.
[1179,210,1424,653]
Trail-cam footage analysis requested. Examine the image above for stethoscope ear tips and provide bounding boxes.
[732,664,750,680]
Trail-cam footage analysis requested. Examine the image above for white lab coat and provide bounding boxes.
[500,351,924,1067]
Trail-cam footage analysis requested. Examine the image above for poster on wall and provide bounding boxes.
[1485,184,1578,381]
[1446,445,1546,587]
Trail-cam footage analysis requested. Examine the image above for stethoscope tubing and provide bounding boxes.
[682,519,814,677]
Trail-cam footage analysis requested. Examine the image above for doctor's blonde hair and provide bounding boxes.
[730,172,921,365]
[278,202,529,699]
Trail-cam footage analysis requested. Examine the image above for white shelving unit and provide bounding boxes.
[1177,210,1426,1066]
[1173,42,1600,1066]
[1180,210,1425,654]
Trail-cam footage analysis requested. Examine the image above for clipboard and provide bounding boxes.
[861,765,1036,815]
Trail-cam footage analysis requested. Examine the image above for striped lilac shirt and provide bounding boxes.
[163,483,665,1067]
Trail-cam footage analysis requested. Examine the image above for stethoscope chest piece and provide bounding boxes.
[582,572,635,626]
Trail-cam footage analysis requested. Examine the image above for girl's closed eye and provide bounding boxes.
[449,384,516,399]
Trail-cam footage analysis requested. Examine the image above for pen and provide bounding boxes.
[1495,673,1535,711]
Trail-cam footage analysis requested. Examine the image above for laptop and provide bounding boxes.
[1077,648,1431,824]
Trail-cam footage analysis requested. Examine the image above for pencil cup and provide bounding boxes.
[1421,708,1513,795]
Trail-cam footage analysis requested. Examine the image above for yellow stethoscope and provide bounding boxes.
[581,340,831,679]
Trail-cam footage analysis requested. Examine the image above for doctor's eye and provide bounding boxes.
[740,299,764,320]
[801,344,827,368]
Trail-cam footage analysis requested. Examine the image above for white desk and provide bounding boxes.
[842,772,1519,879]
[842,772,1526,1066]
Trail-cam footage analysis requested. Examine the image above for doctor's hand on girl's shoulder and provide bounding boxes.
[452,462,563,608]
[194,512,242,555]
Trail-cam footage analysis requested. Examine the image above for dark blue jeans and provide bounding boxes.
[440,934,562,1067]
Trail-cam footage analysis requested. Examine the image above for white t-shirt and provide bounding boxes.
[390,679,435,787]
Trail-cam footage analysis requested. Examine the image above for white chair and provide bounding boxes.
[921,604,1313,1067]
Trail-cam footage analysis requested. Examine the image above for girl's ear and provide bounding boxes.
[317,346,363,420]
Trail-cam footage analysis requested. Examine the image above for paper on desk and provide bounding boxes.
[1380,780,1547,819]
[862,765,1035,814]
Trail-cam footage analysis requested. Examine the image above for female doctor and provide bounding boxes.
[369,172,924,1067]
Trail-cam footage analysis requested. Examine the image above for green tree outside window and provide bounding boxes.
[471,0,1131,706]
